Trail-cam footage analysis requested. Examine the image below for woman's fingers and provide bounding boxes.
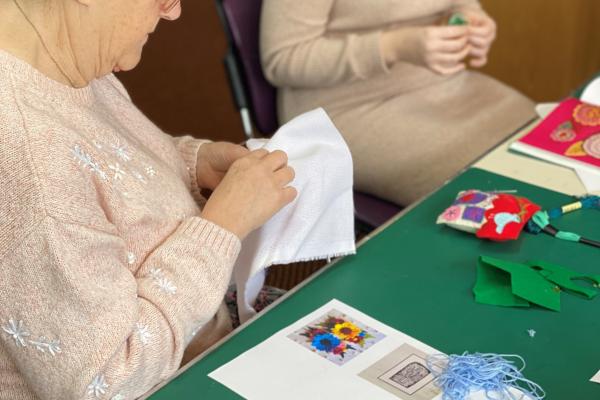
[434,36,469,53]
[281,186,298,204]
[470,56,488,68]
[274,166,295,186]
[468,23,496,38]
[263,150,289,171]
[469,45,490,59]
[248,148,269,159]
[434,62,466,76]
[434,25,469,39]
[469,33,494,48]
[435,45,471,65]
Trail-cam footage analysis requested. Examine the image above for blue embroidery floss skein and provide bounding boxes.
[426,352,545,400]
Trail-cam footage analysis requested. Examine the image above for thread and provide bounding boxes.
[426,352,545,400]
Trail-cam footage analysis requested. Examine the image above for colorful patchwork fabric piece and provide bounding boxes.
[437,190,497,233]
[438,190,540,241]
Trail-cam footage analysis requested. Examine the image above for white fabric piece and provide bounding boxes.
[234,108,356,322]
[581,77,600,106]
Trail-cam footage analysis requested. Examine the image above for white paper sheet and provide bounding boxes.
[581,77,600,107]
[575,168,600,193]
[209,299,531,400]
[535,103,558,119]
[591,370,600,384]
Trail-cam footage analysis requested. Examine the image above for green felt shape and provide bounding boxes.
[448,13,468,26]
[474,256,562,311]
[474,257,530,307]
[528,260,600,299]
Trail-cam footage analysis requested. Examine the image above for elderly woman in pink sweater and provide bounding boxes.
[261,0,535,206]
[0,0,296,399]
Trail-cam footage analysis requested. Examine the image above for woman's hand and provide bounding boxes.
[196,142,250,190]
[381,25,470,75]
[200,149,297,240]
[461,9,497,68]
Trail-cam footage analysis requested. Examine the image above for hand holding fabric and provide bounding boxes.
[201,149,297,239]
[381,25,470,75]
[196,142,250,190]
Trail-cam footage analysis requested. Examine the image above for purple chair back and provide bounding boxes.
[221,0,278,135]
[217,0,402,228]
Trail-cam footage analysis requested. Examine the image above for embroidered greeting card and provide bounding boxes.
[207,300,529,400]
[209,300,441,399]
[510,98,600,175]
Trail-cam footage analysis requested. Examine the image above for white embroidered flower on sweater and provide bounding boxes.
[127,252,136,265]
[2,319,30,347]
[149,268,163,279]
[156,277,177,295]
[72,145,108,181]
[135,323,151,345]
[111,394,125,400]
[112,143,132,162]
[190,323,204,339]
[145,166,157,177]
[87,375,109,398]
[109,163,126,180]
[132,170,147,184]
[149,269,177,295]
[29,336,62,356]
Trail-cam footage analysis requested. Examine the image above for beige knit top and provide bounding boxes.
[260,0,481,118]
[0,49,241,400]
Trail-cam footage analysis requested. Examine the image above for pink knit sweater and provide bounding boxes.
[0,49,241,400]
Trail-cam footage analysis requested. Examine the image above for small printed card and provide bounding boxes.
[287,309,386,365]
[359,344,441,400]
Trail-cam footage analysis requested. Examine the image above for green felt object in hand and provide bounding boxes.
[448,12,468,26]
[473,256,600,311]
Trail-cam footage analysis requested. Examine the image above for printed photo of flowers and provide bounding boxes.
[287,309,385,366]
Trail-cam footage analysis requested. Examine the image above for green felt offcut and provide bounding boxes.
[474,256,600,312]
[448,13,468,26]
[474,256,561,311]
[530,260,600,299]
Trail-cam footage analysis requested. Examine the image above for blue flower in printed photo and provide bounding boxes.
[311,333,340,352]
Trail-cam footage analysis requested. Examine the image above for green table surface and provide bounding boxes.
[149,168,599,399]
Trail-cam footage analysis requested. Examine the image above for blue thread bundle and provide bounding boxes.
[526,195,600,234]
[426,353,545,400]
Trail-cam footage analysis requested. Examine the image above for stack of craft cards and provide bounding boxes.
[209,300,527,399]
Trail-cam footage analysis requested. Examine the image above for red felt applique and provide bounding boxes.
[476,194,541,241]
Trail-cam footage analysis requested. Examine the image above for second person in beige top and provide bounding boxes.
[261,0,535,205]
